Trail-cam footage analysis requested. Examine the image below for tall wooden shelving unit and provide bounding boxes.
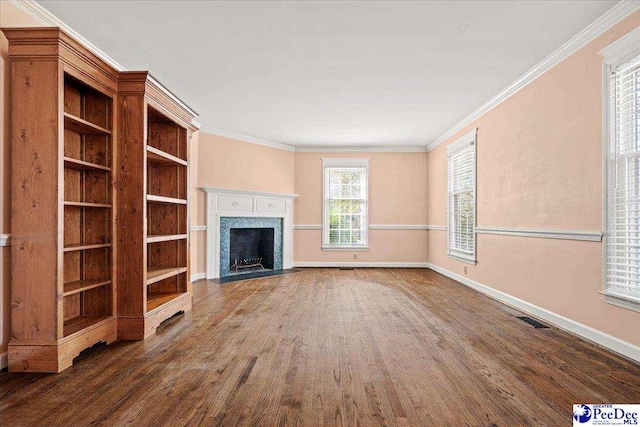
[117,72,198,340]
[4,28,119,373]
[4,28,199,372]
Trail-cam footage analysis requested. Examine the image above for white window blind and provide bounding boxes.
[447,130,476,262]
[322,159,369,249]
[605,53,640,301]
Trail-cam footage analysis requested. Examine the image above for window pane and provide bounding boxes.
[448,142,475,259]
[324,164,368,247]
[606,55,640,295]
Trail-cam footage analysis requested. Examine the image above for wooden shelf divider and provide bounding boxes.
[63,316,111,338]
[146,194,188,205]
[64,112,112,135]
[147,292,183,312]
[146,234,188,244]
[64,201,112,208]
[63,279,111,296]
[63,243,112,252]
[147,266,188,286]
[147,145,188,166]
[63,157,111,172]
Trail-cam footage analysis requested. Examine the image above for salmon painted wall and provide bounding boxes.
[294,152,428,263]
[0,2,42,361]
[195,132,295,274]
[427,11,640,348]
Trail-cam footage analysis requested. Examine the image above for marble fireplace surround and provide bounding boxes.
[203,187,298,279]
[220,216,282,277]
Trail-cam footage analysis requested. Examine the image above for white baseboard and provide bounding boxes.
[426,262,640,363]
[191,272,206,282]
[0,351,7,370]
[293,262,429,268]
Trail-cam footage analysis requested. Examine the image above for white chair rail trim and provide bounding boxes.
[475,227,602,242]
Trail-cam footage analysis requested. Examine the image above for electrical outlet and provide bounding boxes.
[353,253,357,260]
[464,266,467,274]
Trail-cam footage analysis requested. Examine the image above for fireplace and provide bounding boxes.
[204,187,296,279]
[229,228,275,274]
[218,216,283,278]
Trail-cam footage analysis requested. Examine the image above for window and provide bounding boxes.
[322,158,369,249]
[603,28,640,310]
[447,129,476,263]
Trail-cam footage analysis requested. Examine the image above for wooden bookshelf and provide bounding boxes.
[116,72,197,340]
[4,28,118,373]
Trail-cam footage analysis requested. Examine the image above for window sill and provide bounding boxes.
[447,252,476,265]
[322,246,370,252]
[603,290,640,313]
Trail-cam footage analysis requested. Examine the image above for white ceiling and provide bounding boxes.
[38,0,617,148]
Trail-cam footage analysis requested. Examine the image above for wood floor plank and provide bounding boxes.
[1,268,639,426]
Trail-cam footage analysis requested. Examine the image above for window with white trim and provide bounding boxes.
[447,129,476,263]
[603,28,640,309]
[322,158,369,249]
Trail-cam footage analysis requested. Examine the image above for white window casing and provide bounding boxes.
[322,158,369,250]
[447,128,477,264]
[601,26,640,312]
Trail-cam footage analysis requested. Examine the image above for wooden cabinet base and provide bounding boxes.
[8,318,117,373]
[117,293,192,340]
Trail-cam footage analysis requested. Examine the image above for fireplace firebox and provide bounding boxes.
[229,228,275,274]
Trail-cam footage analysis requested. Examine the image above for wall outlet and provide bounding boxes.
[353,253,357,260]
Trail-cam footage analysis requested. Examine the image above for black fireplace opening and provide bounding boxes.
[229,228,275,274]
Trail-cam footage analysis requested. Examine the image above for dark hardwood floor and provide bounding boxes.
[1,268,639,426]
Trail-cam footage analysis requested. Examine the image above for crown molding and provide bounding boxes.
[426,0,640,152]
[199,125,296,152]
[296,145,427,153]
[8,0,200,121]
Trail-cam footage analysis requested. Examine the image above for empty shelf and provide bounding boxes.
[147,266,187,286]
[64,112,112,135]
[63,279,111,296]
[64,157,111,172]
[146,195,187,205]
[147,145,187,166]
[63,243,111,252]
[147,292,183,312]
[63,315,111,337]
[64,201,112,208]
[147,234,188,244]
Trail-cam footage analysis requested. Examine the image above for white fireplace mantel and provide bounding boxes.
[202,187,298,279]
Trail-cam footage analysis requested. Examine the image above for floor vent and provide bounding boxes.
[517,316,550,329]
